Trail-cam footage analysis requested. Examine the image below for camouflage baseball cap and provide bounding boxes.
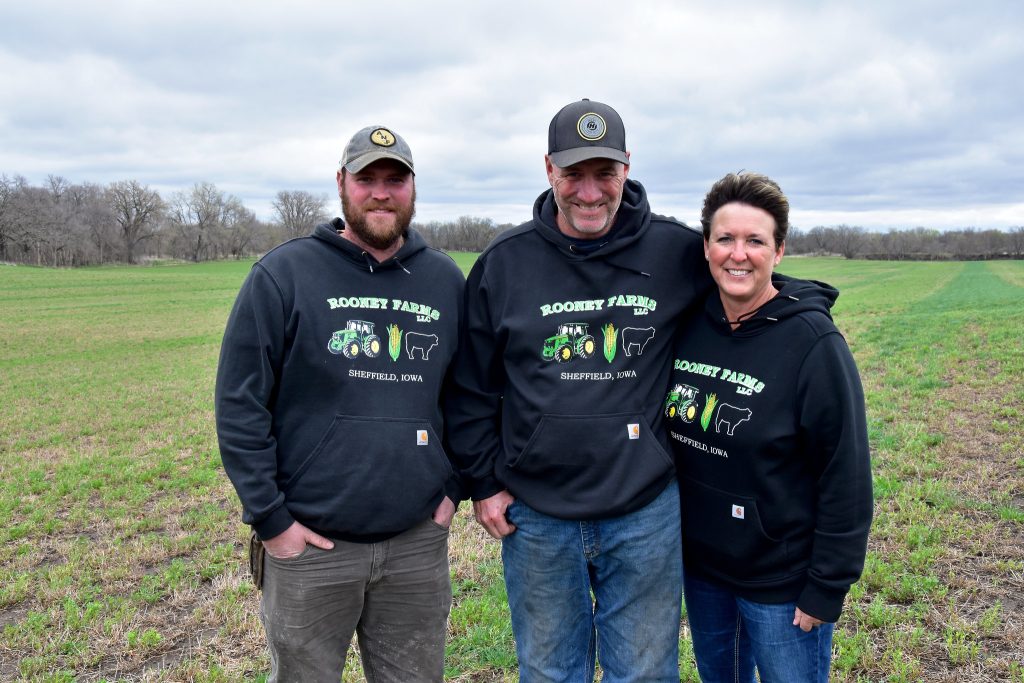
[340,125,414,174]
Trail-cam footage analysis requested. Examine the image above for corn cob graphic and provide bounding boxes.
[602,323,617,363]
[700,393,718,431]
[387,324,402,361]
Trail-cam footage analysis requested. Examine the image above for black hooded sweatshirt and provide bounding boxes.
[215,220,465,543]
[447,179,713,519]
[666,276,872,622]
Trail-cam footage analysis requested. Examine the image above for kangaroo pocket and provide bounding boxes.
[503,412,674,519]
[282,416,452,537]
[680,476,793,582]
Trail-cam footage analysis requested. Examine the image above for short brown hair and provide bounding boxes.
[700,172,789,246]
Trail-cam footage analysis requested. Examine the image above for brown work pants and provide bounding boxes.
[259,518,452,683]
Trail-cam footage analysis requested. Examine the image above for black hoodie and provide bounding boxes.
[215,220,465,543]
[447,179,713,519]
[666,276,872,622]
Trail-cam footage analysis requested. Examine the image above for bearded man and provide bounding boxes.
[216,125,465,682]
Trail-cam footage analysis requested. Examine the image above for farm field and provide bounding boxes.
[1,255,1022,682]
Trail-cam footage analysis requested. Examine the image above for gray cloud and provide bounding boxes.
[1,0,1021,230]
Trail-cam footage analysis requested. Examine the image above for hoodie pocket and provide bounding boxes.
[680,476,791,581]
[282,416,452,537]
[503,412,674,518]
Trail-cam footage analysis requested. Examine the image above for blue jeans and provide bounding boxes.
[501,482,682,683]
[683,571,834,683]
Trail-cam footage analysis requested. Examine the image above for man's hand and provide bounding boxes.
[473,490,516,539]
[793,606,826,632]
[262,521,334,559]
[432,496,457,529]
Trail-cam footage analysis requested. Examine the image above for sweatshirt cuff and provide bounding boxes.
[444,472,468,504]
[797,581,848,624]
[253,505,295,542]
[469,476,505,502]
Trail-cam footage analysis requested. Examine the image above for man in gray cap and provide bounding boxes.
[217,125,465,682]
[447,100,712,681]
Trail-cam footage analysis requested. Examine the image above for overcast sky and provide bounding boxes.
[2,0,1021,231]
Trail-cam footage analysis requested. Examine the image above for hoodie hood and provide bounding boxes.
[705,275,839,337]
[531,178,652,259]
[312,218,429,273]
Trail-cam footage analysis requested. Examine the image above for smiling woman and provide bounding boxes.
[668,171,874,683]
[705,203,784,325]
[700,173,790,327]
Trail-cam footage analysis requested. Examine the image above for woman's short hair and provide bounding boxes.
[700,172,789,246]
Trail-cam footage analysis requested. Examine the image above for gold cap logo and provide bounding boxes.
[371,128,396,147]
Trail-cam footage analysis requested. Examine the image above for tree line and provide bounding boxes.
[0,174,341,266]
[785,224,1024,260]
[1,174,1021,267]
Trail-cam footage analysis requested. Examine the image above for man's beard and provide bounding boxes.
[341,187,416,251]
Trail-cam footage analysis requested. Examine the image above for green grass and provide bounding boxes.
[1,256,1022,681]
[447,251,479,274]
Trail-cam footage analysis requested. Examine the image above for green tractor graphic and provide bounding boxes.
[542,322,596,363]
[664,383,700,423]
[328,320,382,359]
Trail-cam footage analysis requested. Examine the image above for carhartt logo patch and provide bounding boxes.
[417,430,429,446]
[732,505,745,520]
[627,423,640,440]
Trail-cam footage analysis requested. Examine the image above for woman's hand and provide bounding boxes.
[793,607,826,632]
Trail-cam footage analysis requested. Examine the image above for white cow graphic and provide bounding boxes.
[405,332,439,360]
[621,327,655,357]
[714,403,752,436]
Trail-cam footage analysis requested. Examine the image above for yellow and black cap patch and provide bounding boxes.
[340,125,414,174]
[370,128,396,147]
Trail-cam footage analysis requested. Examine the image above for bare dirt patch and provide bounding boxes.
[914,376,1024,681]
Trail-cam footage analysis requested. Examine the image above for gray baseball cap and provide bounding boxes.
[547,99,628,168]
[340,125,414,174]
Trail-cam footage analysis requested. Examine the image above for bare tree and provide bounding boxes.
[807,226,830,255]
[416,216,505,251]
[64,182,112,265]
[830,225,866,259]
[0,175,98,265]
[0,174,29,261]
[978,229,1008,257]
[169,182,227,261]
[1009,227,1024,257]
[879,229,911,260]
[783,227,807,254]
[908,227,941,258]
[218,198,259,259]
[80,185,115,262]
[16,181,72,266]
[272,190,328,239]
[167,182,275,261]
[46,175,70,202]
[106,180,165,263]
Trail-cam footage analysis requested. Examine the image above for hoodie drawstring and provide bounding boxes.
[361,252,375,273]
[601,258,651,278]
[360,251,412,275]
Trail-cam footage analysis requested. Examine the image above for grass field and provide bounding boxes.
[1,255,1022,682]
